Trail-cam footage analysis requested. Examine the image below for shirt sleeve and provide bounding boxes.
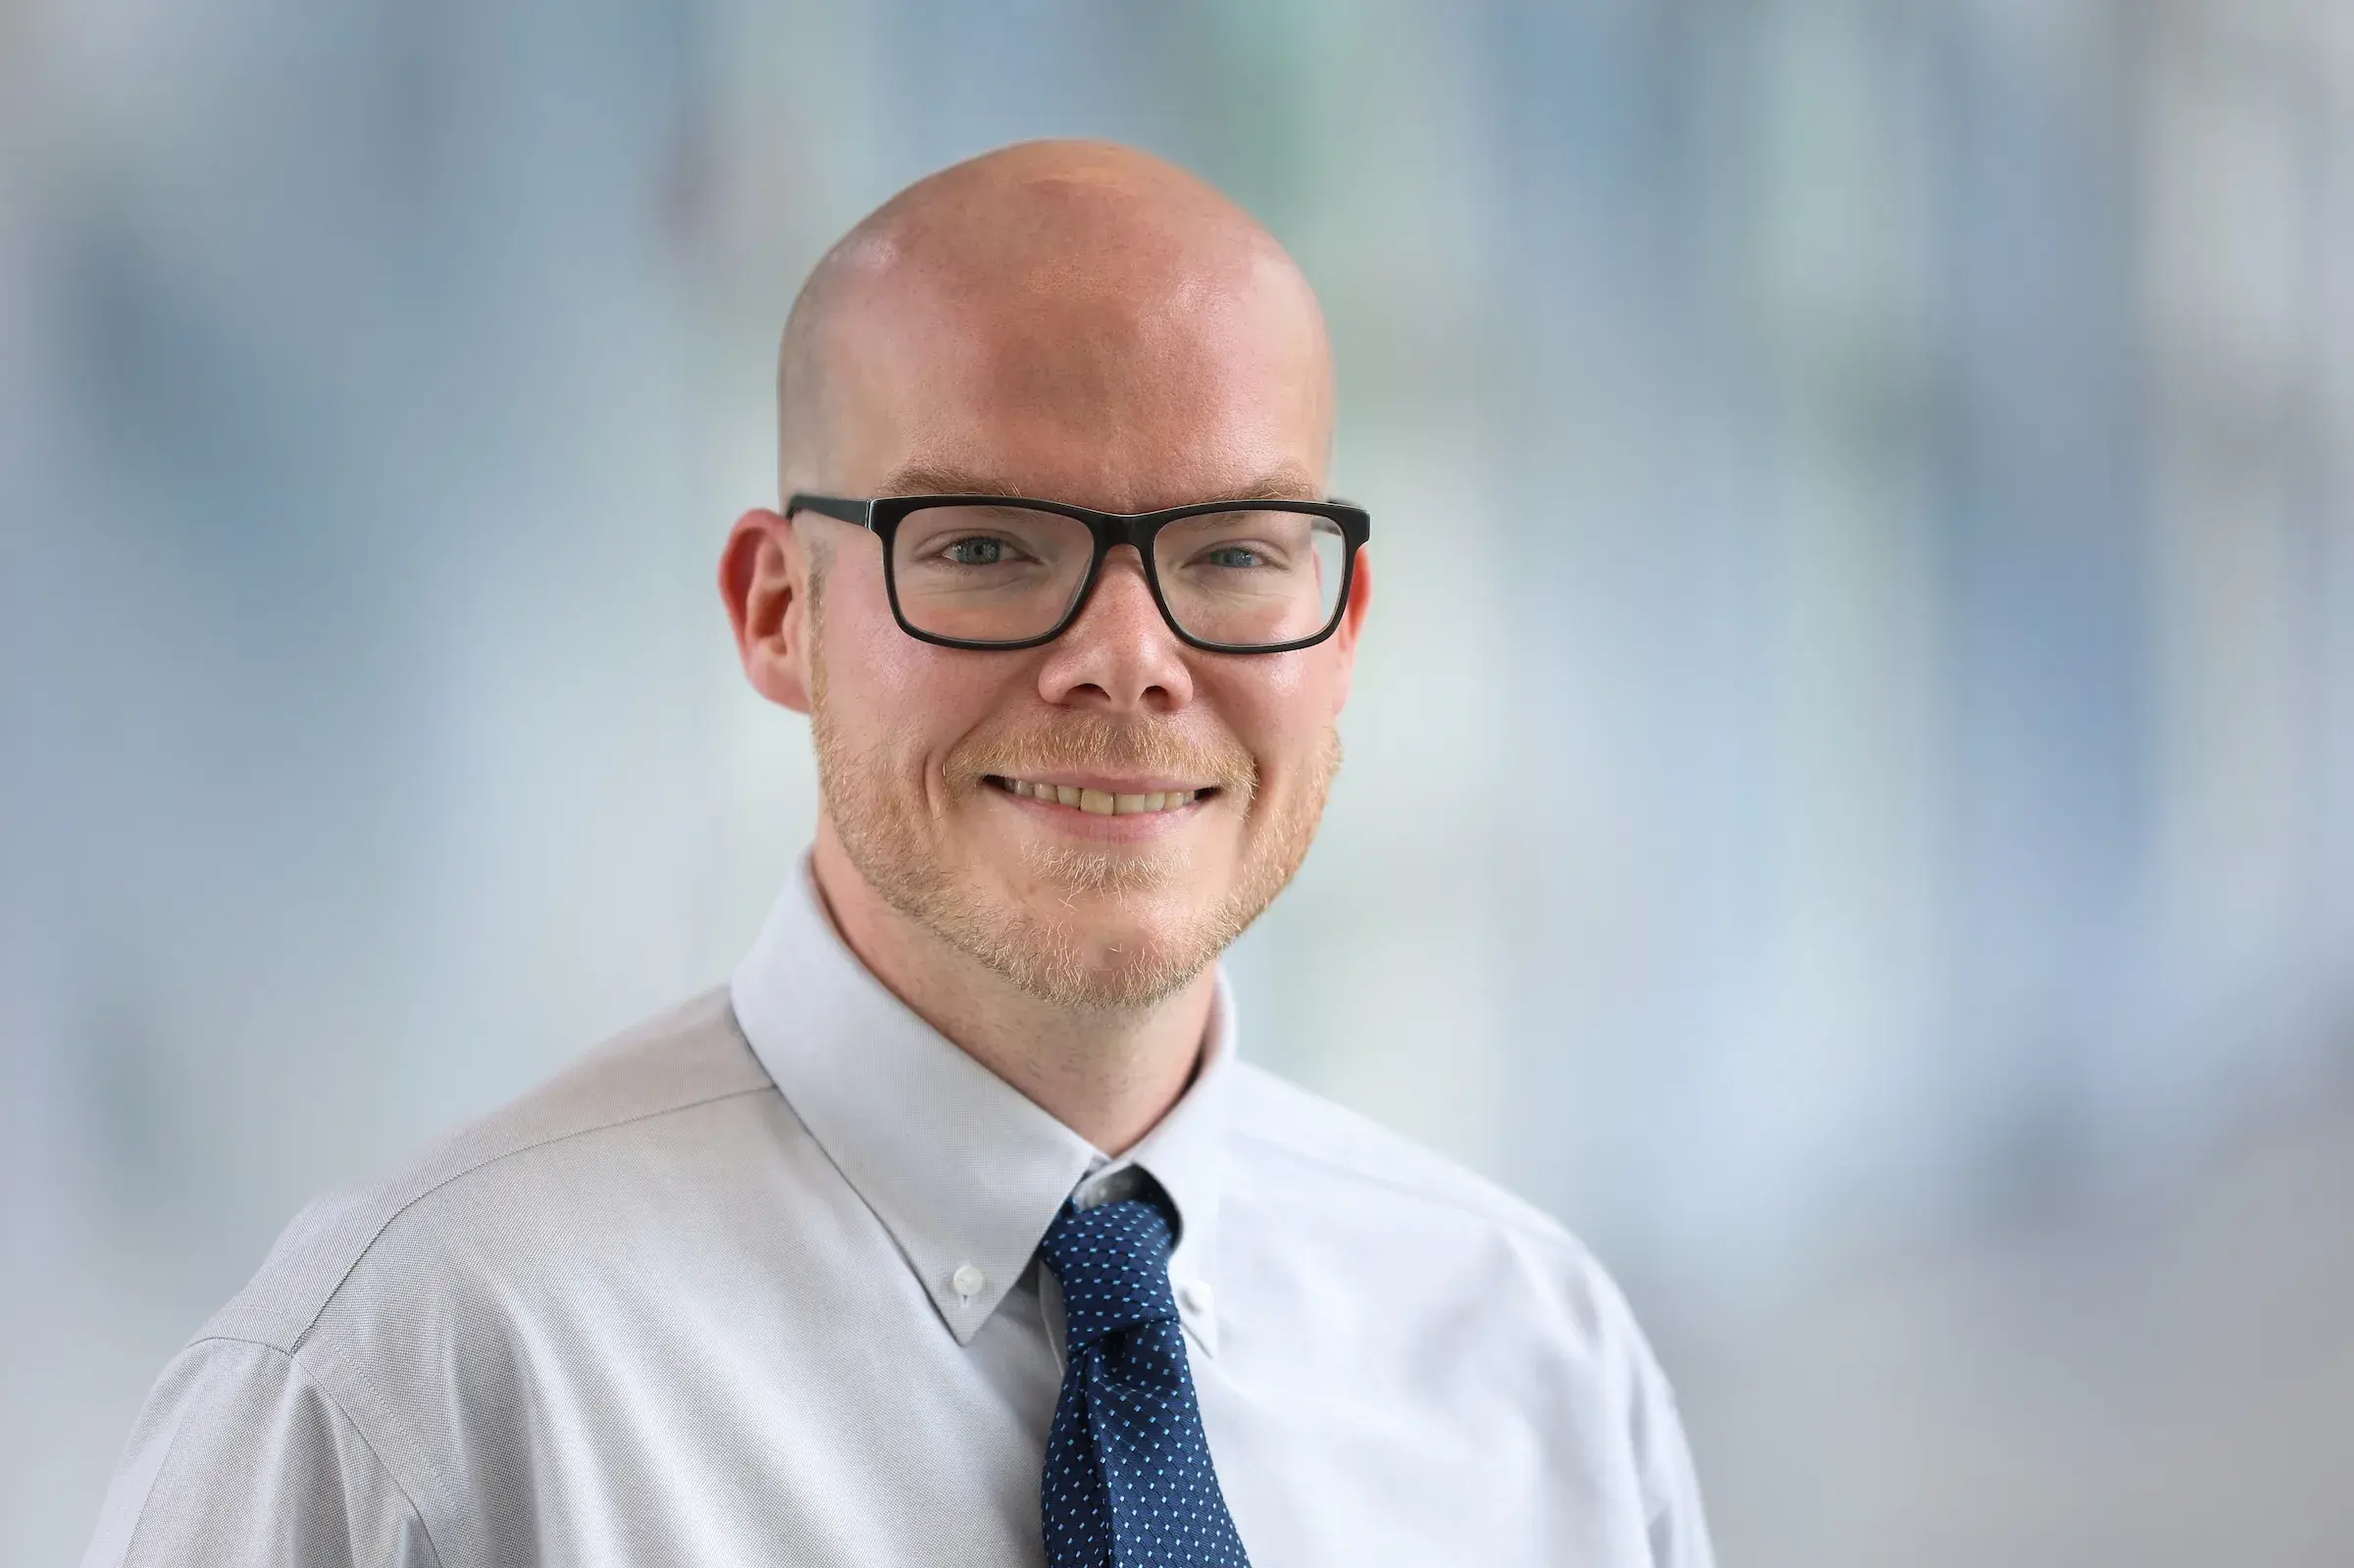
[1627,1330,1716,1568]
[81,1336,439,1568]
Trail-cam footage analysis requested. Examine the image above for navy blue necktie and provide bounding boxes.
[1037,1198,1251,1568]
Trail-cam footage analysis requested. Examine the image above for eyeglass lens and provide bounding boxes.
[888,504,1349,647]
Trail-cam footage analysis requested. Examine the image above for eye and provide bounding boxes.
[943,535,1013,566]
[1202,544,1268,570]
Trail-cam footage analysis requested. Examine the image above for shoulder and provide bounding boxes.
[1221,1061,1644,1344]
[84,1336,435,1568]
[199,986,777,1355]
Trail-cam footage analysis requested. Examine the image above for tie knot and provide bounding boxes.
[1039,1197,1179,1344]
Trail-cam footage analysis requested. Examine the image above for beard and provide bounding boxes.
[808,610,1339,1012]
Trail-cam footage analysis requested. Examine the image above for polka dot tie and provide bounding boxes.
[1037,1198,1251,1568]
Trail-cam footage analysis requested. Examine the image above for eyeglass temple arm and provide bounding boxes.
[784,494,877,530]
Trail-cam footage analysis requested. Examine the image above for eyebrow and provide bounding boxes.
[874,464,1328,508]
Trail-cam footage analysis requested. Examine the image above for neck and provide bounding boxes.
[808,824,1216,1155]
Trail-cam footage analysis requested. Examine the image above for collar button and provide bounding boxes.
[950,1263,986,1300]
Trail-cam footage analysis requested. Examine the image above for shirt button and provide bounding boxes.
[950,1264,986,1300]
[1178,1280,1213,1316]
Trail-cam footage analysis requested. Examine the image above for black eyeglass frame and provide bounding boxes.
[786,491,1372,654]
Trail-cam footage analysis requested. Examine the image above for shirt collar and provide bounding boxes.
[729,859,1232,1352]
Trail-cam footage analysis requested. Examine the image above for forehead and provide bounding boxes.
[831,250,1332,513]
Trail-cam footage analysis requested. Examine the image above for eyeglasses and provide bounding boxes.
[786,492,1371,653]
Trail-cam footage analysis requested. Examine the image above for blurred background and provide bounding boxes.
[6,0,2353,1562]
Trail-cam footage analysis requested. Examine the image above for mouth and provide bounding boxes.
[987,776,1219,817]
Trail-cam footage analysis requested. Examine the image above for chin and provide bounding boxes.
[834,810,1249,1010]
[1054,937,1213,1012]
[1016,885,1180,958]
[977,888,1227,1012]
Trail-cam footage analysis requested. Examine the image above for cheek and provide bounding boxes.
[820,572,1010,778]
[1212,652,1347,785]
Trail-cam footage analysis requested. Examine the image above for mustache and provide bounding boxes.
[945,714,1256,795]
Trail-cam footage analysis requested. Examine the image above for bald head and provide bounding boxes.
[777,140,1334,510]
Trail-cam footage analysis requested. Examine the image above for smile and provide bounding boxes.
[988,777,1214,816]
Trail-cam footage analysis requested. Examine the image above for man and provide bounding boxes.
[83,140,1712,1567]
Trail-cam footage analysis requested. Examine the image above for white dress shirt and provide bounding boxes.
[82,864,1714,1566]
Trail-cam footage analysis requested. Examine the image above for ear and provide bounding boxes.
[1325,546,1374,708]
[719,508,813,714]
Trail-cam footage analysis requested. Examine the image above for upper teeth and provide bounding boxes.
[999,779,1199,815]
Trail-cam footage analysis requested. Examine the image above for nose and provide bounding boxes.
[1034,546,1196,714]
